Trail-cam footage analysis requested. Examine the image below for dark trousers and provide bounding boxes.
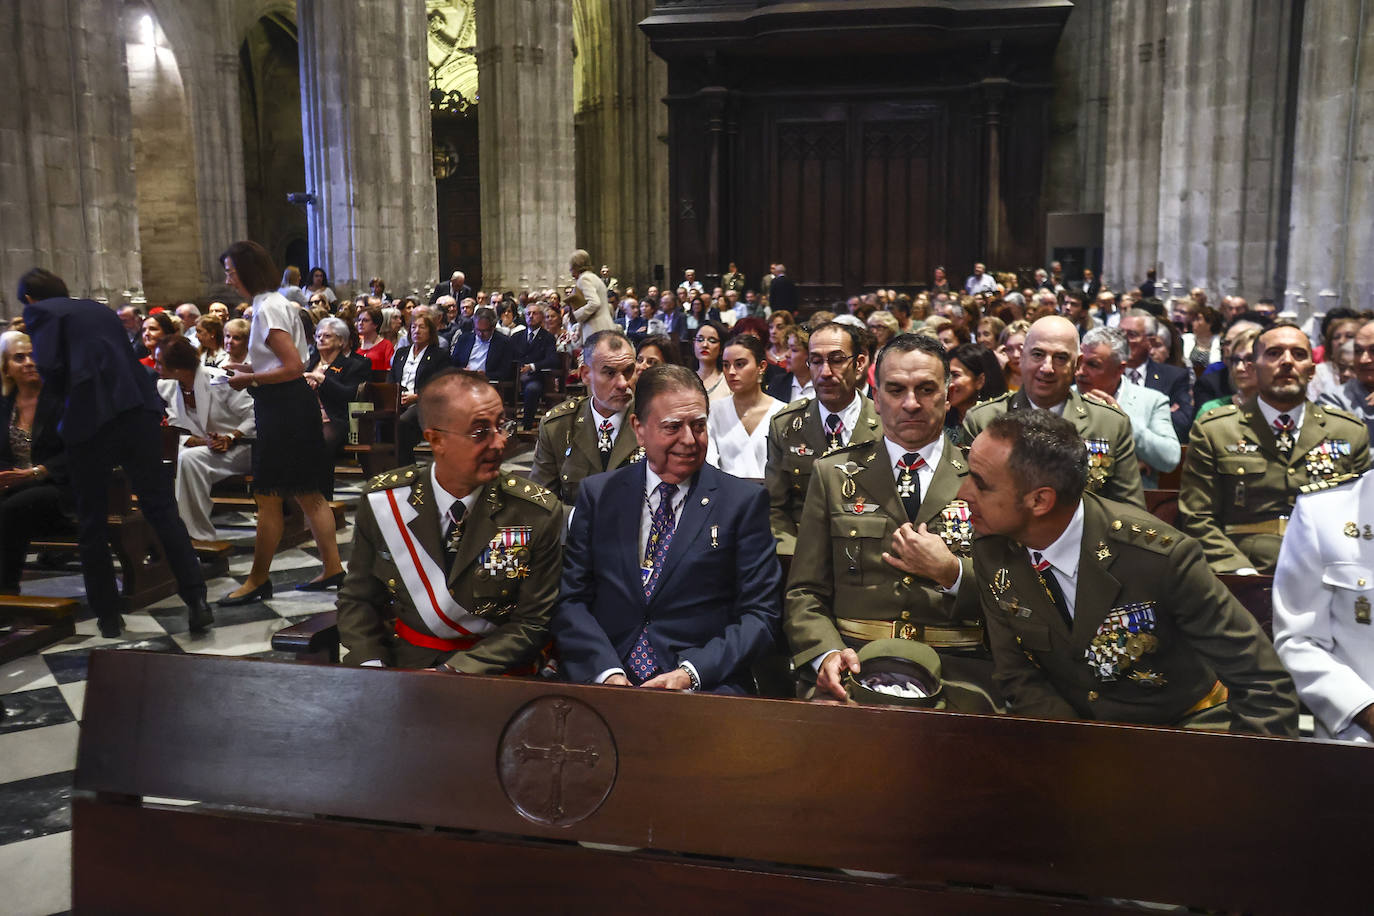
[397,404,422,467]
[520,371,546,429]
[0,482,74,591]
[66,409,204,618]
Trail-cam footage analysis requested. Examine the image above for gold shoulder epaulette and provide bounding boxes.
[1106,516,1176,555]
[365,464,421,492]
[1300,470,1365,495]
[779,396,813,414]
[500,474,558,510]
[547,395,584,418]
[1197,403,1240,424]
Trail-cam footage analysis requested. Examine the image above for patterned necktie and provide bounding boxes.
[443,502,466,566]
[598,418,615,469]
[1128,368,1143,386]
[1273,413,1296,457]
[895,452,926,521]
[629,482,678,682]
[1032,551,1073,629]
[824,413,845,451]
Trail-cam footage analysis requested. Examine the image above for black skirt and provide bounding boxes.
[249,377,330,497]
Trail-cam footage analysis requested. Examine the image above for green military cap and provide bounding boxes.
[845,638,945,709]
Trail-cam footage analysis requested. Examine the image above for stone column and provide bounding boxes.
[1103,0,1167,292]
[184,50,249,287]
[0,0,142,314]
[1154,0,1296,301]
[298,0,438,297]
[1045,0,1112,216]
[1285,0,1374,316]
[477,0,576,292]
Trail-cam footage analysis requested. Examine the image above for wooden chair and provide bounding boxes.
[73,650,1372,914]
[1144,488,1179,526]
[1218,573,1275,638]
[344,382,400,478]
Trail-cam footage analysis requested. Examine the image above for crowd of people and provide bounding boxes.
[6,251,1372,745]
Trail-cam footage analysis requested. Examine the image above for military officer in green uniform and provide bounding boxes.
[786,335,997,707]
[963,316,1145,509]
[530,329,643,507]
[1181,323,1370,574]
[767,321,881,556]
[338,370,565,672]
[962,409,1299,735]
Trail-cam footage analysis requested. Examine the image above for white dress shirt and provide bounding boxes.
[821,392,864,447]
[467,335,490,373]
[1027,500,1087,620]
[401,345,428,393]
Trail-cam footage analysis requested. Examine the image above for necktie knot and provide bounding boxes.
[825,413,842,433]
[1274,413,1295,433]
[1032,551,1051,573]
[655,481,677,508]
[444,502,467,554]
[896,452,925,473]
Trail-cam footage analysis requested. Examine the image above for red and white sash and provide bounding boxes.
[368,487,494,639]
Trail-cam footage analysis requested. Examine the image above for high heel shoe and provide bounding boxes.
[220,580,273,606]
[295,571,345,592]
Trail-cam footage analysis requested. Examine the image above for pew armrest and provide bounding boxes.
[272,611,340,663]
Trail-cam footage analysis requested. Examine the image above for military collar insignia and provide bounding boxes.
[844,499,879,514]
[1095,541,1111,561]
[1345,521,1360,538]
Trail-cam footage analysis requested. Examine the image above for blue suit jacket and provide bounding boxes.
[552,462,782,693]
[513,327,560,373]
[23,297,165,445]
[450,330,515,382]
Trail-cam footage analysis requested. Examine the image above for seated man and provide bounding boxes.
[1075,327,1179,489]
[1273,468,1374,742]
[1317,318,1374,441]
[1182,323,1370,574]
[964,315,1145,508]
[766,321,882,556]
[785,335,996,708]
[156,337,255,543]
[963,409,1298,735]
[513,300,561,430]
[531,330,642,507]
[1118,309,1194,440]
[551,365,782,694]
[450,307,513,383]
[337,370,564,671]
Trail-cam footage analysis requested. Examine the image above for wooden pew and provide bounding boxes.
[1143,488,1179,526]
[343,382,401,478]
[73,650,1369,914]
[1219,572,1275,638]
[0,596,78,663]
[271,609,339,663]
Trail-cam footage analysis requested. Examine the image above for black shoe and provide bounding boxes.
[220,580,273,606]
[295,571,345,592]
[187,596,215,633]
[98,615,124,639]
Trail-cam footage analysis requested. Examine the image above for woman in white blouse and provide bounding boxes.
[706,333,785,479]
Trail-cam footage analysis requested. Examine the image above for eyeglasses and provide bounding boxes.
[429,419,517,444]
[694,335,720,345]
[806,352,858,371]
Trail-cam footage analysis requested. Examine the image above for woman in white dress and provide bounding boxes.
[706,333,785,479]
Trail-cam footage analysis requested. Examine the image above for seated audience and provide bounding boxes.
[1196,326,1261,418]
[155,337,255,543]
[635,333,679,372]
[1119,308,1194,439]
[337,370,564,671]
[0,331,73,593]
[945,342,1006,445]
[140,311,177,371]
[965,409,1298,735]
[1075,327,1180,489]
[692,319,731,402]
[513,301,561,430]
[765,324,813,404]
[450,307,514,383]
[706,334,785,479]
[389,312,447,408]
[355,305,394,372]
[195,315,227,368]
[1309,314,1363,403]
[1317,320,1374,440]
[304,316,372,462]
[551,364,782,693]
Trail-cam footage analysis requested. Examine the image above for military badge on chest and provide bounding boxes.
[1304,440,1350,480]
[477,527,532,582]
[1085,602,1164,685]
[937,499,974,555]
[1084,438,1113,490]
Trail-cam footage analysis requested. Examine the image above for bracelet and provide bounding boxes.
[31,466,40,479]
[678,663,700,691]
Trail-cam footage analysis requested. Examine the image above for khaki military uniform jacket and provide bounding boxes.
[337,464,565,672]
[766,395,881,556]
[530,396,644,507]
[785,435,981,668]
[1180,399,1370,573]
[963,389,1146,509]
[975,493,1299,735]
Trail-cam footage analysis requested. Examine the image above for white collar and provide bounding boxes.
[644,463,690,507]
[589,400,627,438]
[882,434,944,472]
[430,464,482,523]
[1030,500,1086,579]
[1255,396,1305,432]
[821,391,863,433]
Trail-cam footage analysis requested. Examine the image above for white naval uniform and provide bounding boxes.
[157,366,256,541]
[1272,471,1374,742]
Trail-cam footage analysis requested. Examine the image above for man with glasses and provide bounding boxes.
[1118,309,1193,438]
[963,316,1146,508]
[1317,320,1374,441]
[766,321,882,556]
[337,369,564,671]
[531,330,643,507]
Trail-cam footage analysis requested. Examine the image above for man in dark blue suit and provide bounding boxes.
[1120,309,1194,439]
[552,365,782,694]
[18,268,213,638]
[450,307,514,383]
[513,301,561,429]
[657,292,689,342]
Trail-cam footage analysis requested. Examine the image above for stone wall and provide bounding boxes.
[1044,0,1111,220]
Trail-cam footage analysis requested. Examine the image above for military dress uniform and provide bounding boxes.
[1272,470,1374,742]
[337,464,565,671]
[785,435,999,708]
[766,396,881,556]
[962,389,1146,508]
[529,395,644,507]
[975,493,1299,735]
[1180,399,1370,573]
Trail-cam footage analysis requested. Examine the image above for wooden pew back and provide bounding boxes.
[74,651,1366,913]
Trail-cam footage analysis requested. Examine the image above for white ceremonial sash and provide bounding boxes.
[369,487,494,638]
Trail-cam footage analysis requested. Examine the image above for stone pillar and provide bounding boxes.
[1285,0,1374,316]
[1103,0,1167,293]
[477,0,576,292]
[1045,0,1112,216]
[298,0,438,297]
[0,0,142,315]
[184,50,249,287]
[1154,0,1296,301]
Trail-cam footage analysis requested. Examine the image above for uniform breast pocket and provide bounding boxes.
[1217,455,1266,507]
[1007,617,1052,653]
[830,515,890,588]
[1321,562,1374,626]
